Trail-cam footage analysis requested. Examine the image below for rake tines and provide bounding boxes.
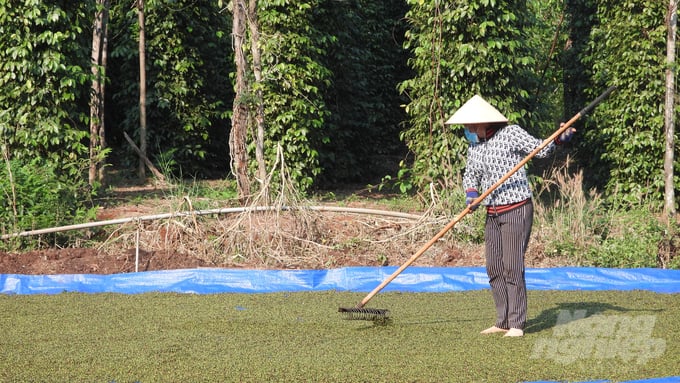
[338,307,390,321]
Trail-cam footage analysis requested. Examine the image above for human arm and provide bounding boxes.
[462,147,482,210]
[507,124,573,159]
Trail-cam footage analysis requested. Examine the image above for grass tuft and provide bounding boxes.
[532,163,680,269]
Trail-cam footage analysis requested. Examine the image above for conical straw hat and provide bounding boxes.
[445,95,508,125]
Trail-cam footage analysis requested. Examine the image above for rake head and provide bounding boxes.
[338,307,390,321]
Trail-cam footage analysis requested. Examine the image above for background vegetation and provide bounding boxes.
[0,0,678,268]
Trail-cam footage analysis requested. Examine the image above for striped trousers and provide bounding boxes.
[484,200,533,330]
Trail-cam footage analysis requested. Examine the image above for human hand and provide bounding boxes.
[465,189,480,211]
[556,123,576,144]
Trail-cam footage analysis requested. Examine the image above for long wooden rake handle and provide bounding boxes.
[355,86,617,309]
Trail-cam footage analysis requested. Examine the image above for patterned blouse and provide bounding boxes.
[462,124,556,207]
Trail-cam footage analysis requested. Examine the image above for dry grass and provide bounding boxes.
[93,155,677,271]
[94,200,482,270]
[531,160,608,264]
[95,151,485,270]
[93,161,596,270]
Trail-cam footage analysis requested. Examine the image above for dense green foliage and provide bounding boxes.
[562,0,597,118]
[0,1,92,162]
[583,208,667,268]
[249,0,410,189]
[398,0,557,193]
[317,0,410,185]
[578,0,676,207]
[0,158,96,247]
[0,1,97,239]
[107,0,233,177]
[255,0,333,190]
[0,0,678,255]
[1,290,678,381]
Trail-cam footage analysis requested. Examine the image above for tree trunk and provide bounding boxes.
[664,0,677,216]
[99,1,109,184]
[89,0,110,186]
[248,0,267,201]
[137,0,148,181]
[230,0,251,202]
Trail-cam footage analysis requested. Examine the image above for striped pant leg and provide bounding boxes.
[484,201,533,329]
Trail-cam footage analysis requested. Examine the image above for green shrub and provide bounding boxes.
[657,221,680,269]
[532,166,678,269]
[0,158,96,249]
[582,208,664,268]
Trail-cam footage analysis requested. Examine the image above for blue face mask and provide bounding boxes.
[464,128,479,144]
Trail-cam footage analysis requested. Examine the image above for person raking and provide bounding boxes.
[445,95,575,337]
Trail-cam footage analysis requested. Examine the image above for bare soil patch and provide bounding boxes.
[0,185,568,275]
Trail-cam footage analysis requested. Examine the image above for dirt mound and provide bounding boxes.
[0,248,213,275]
[0,186,569,275]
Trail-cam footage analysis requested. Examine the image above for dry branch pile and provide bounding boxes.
[96,149,482,270]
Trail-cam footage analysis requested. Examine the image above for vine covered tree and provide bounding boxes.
[230,0,252,201]
[664,0,677,216]
[107,0,232,178]
[581,0,675,207]
[0,0,97,238]
[89,0,110,185]
[399,0,545,195]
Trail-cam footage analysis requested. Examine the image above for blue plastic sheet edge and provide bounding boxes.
[2,266,680,295]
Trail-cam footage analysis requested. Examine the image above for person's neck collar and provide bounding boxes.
[480,125,500,141]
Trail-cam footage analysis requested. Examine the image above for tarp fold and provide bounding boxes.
[2,266,679,295]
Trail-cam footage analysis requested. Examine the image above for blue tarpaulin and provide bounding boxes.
[2,266,679,295]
